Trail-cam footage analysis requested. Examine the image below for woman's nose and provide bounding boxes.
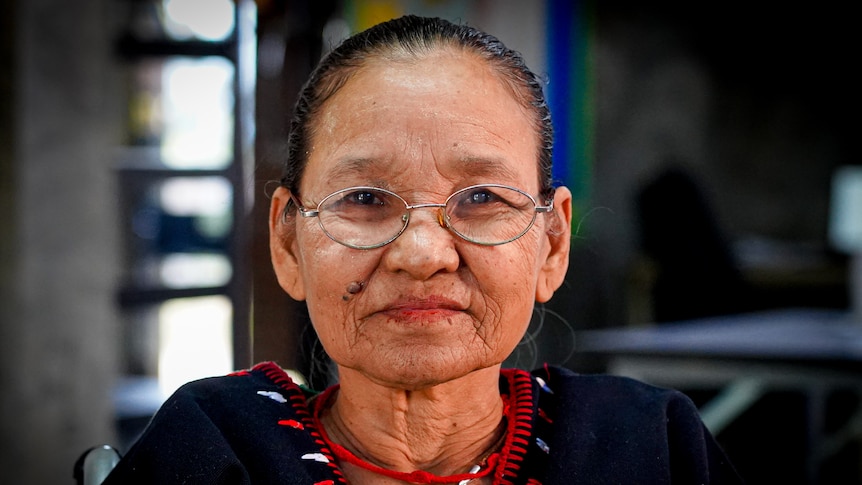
[381,208,460,278]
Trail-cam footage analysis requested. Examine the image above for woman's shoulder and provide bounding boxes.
[133,361,310,435]
[104,363,326,484]
[171,361,307,397]
[528,366,743,484]
[162,362,314,411]
[526,366,707,459]
[532,365,694,410]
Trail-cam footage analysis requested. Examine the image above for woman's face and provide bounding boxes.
[271,49,571,389]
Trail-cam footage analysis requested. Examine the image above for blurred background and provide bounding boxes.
[1,0,859,483]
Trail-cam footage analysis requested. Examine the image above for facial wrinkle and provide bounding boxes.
[320,157,390,188]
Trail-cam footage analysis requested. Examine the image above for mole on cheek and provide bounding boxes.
[342,281,364,301]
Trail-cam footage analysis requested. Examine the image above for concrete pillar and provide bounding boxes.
[0,0,121,482]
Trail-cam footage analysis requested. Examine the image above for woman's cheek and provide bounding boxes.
[473,259,533,328]
[302,242,376,331]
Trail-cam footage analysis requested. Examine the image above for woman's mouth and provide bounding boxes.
[379,296,465,322]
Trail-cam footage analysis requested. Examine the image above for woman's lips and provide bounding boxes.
[378,296,464,321]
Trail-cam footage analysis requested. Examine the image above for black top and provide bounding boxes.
[104,362,742,484]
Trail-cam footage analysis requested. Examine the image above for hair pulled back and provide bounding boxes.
[281,15,554,201]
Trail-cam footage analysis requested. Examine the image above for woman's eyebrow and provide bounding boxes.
[323,155,522,184]
[453,155,521,182]
[323,157,384,184]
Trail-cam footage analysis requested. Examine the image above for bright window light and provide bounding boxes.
[161,57,234,169]
[158,296,233,396]
[159,253,232,288]
[159,176,232,217]
[830,166,862,253]
[163,0,235,41]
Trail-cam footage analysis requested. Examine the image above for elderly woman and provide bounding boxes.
[104,15,741,485]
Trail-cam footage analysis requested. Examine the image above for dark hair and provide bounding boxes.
[281,15,554,201]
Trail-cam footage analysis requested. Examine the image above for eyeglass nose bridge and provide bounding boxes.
[404,202,449,229]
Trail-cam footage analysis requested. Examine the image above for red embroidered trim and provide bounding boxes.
[495,369,534,485]
[253,362,348,484]
[278,419,304,430]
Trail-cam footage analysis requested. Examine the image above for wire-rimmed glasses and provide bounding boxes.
[287,184,554,249]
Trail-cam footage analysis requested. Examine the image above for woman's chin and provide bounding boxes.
[345,346,496,391]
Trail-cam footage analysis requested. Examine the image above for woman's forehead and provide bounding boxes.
[303,54,538,190]
[318,51,527,130]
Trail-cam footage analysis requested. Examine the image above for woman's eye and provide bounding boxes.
[465,189,498,204]
[450,188,507,219]
[323,190,388,214]
[349,191,382,205]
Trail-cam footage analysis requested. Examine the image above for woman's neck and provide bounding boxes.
[319,365,506,479]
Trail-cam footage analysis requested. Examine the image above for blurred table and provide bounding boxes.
[574,308,862,481]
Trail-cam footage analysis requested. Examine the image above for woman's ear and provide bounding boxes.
[269,187,306,301]
[536,186,572,303]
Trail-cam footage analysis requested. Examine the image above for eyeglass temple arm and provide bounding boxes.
[536,200,554,213]
[286,194,320,219]
[535,188,556,213]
